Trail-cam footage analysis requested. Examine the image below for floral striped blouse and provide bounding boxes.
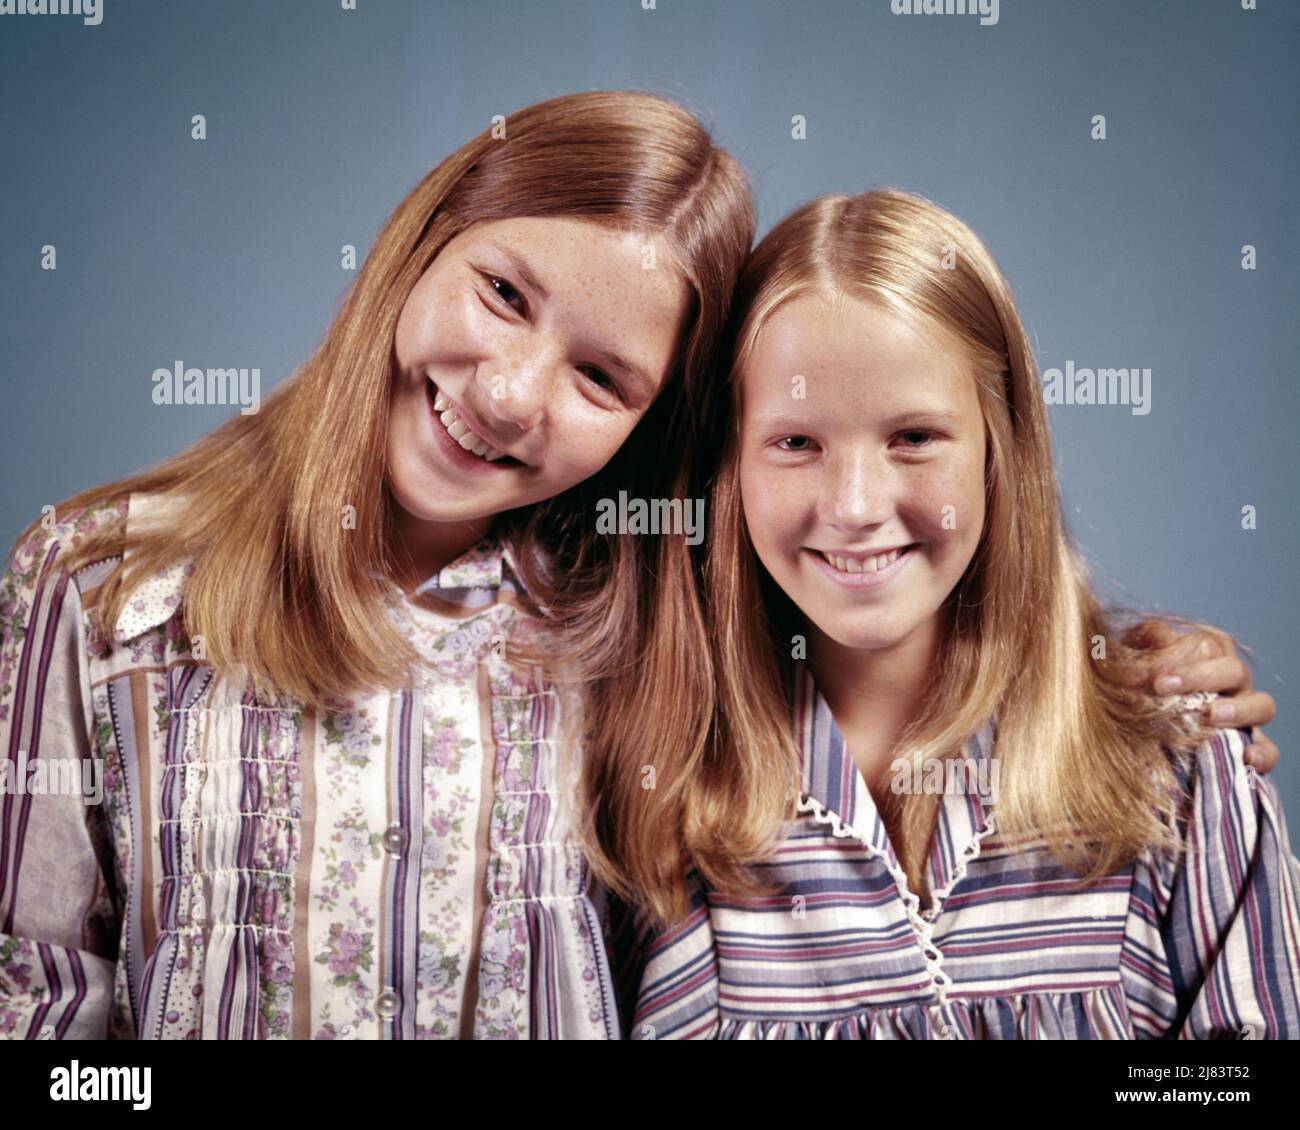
[618,664,1300,1039]
[0,492,618,1039]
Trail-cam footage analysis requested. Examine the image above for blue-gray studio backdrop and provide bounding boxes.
[2,0,1297,837]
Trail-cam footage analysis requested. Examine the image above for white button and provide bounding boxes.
[382,825,407,856]
[376,989,399,1019]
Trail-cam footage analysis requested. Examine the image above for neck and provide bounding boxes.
[388,504,494,595]
[808,611,948,795]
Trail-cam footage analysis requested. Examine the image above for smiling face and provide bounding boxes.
[386,215,690,528]
[737,293,987,663]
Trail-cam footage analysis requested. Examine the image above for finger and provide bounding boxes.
[1132,650,1235,692]
[1205,691,1277,730]
[1244,730,1279,774]
[1143,632,1231,683]
[1174,630,1232,663]
[1115,621,1189,687]
[1122,619,1180,650]
[1154,655,1252,696]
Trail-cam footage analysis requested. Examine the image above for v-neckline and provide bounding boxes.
[791,661,999,920]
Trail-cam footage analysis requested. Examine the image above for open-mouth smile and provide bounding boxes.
[425,379,523,469]
[805,543,920,589]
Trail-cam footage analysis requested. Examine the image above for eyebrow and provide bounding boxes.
[746,407,966,430]
[481,239,658,400]
[483,240,551,302]
[878,409,966,428]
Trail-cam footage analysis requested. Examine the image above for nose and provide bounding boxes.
[822,446,893,532]
[476,338,557,433]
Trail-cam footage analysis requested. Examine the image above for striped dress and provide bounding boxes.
[620,663,1300,1039]
[0,492,617,1039]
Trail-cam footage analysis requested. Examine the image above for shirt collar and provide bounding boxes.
[793,660,999,899]
[113,492,529,642]
[113,492,194,643]
[410,533,522,596]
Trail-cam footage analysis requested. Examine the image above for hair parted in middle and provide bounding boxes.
[587,188,1218,927]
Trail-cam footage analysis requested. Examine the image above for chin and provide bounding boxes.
[805,608,919,653]
[387,470,462,523]
[407,492,502,524]
[825,628,907,652]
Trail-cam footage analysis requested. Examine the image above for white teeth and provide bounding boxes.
[822,548,904,574]
[430,384,513,464]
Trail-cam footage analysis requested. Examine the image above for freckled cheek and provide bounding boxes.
[399,282,497,370]
[545,409,635,481]
[385,365,425,449]
[907,460,985,558]
[452,292,503,361]
[739,460,812,559]
[385,403,424,487]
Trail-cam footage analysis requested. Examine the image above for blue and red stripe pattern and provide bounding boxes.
[621,664,1300,1039]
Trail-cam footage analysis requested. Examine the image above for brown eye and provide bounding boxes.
[580,366,618,395]
[777,436,812,451]
[485,275,525,315]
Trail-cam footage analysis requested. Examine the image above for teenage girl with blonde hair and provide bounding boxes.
[607,189,1299,1039]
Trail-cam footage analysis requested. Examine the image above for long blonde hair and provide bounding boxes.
[604,189,1217,926]
[24,91,754,722]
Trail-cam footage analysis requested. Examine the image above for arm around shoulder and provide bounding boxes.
[1159,726,1300,1039]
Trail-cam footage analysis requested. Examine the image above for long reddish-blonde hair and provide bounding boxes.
[19,90,755,744]
[593,189,1219,926]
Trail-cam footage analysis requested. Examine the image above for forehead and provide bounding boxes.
[454,215,676,287]
[743,293,978,410]
[452,214,689,361]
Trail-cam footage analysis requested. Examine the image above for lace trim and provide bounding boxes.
[159,923,292,937]
[156,889,590,937]
[158,813,300,826]
[924,808,999,923]
[795,793,997,1005]
[160,868,293,881]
